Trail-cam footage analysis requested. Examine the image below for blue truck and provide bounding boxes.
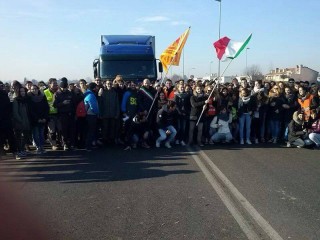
[93,35,162,82]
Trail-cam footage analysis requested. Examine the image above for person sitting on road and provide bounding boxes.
[209,105,233,144]
[155,100,178,148]
[287,110,312,148]
[306,109,320,149]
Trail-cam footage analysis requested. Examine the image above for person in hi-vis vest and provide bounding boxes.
[44,78,59,150]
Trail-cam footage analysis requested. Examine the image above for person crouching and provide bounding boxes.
[210,106,233,144]
[155,101,178,148]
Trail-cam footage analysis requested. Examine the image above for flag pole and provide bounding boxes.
[146,56,177,119]
[196,59,233,126]
[146,27,191,119]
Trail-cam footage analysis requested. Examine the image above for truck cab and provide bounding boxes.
[93,35,162,82]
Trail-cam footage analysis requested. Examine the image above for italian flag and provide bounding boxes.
[213,34,252,61]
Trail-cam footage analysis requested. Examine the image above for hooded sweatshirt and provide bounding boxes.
[288,111,306,143]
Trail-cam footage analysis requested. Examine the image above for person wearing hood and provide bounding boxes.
[297,86,313,121]
[210,105,233,143]
[84,82,99,151]
[28,85,49,154]
[287,110,311,148]
[155,100,178,148]
[310,88,320,114]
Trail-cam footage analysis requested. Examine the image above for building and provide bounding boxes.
[265,65,319,83]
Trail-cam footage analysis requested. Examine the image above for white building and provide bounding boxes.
[265,65,319,83]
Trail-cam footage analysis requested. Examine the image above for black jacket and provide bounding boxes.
[0,90,12,129]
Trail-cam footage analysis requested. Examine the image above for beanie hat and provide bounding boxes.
[88,82,97,91]
[60,81,68,88]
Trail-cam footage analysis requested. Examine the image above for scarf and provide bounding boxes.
[218,112,229,122]
[31,92,44,103]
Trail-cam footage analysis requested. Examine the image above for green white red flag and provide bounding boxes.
[213,34,252,61]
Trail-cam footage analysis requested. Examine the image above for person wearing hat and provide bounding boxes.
[53,79,75,150]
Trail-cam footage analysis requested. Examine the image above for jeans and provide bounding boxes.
[239,113,251,140]
[176,117,187,142]
[32,124,45,149]
[86,115,97,149]
[211,132,233,142]
[269,119,280,139]
[309,133,320,146]
[157,125,177,143]
[188,121,203,144]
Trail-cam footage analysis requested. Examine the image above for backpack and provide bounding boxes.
[76,101,87,117]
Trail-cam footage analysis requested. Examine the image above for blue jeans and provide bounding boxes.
[32,124,45,149]
[176,117,187,142]
[269,119,280,139]
[157,125,177,143]
[239,113,251,140]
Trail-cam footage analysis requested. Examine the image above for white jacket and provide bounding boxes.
[210,113,232,134]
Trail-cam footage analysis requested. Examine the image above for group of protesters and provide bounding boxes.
[0,75,320,160]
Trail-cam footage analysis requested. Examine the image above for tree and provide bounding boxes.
[244,65,264,81]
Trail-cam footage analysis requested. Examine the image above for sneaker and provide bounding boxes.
[286,142,291,148]
[240,139,244,145]
[209,139,215,145]
[296,145,302,148]
[20,151,27,157]
[255,139,259,144]
[268,138,274,143]
[124,146,131,151]
[97,140,103,146]
[260,138,265,143]
[15,153,22,160]
[141,142,150,149]
[155,140,160,148]
[273,138,277,144]
[40,148,47,154]
[85,148,92,152]
[52,145,58,151]
[175,140,180,145]
[246,139,252,145]
[198,143,204,147]
[180,141,186,146]
[165,142,172,149]
[36,148,42,155]
[63,145,69,151]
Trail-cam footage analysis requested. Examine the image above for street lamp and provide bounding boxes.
[246,47,250,73]
[215,0,222,79]
[210,61,214,80]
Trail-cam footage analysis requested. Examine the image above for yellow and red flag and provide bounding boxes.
[160,27,191,73]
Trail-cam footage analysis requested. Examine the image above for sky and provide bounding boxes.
[0,0,319,82]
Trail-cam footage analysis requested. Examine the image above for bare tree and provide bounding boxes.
[244,65,264,81]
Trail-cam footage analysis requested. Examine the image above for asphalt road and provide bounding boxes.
[0,143,319,240]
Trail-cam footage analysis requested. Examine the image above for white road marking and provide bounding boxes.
[195,147,283,240]
[188,149,261,240]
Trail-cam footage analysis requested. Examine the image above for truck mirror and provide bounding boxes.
[93,59,99,78]
[158,62,163,73]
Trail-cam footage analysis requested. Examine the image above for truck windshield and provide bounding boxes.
[100,60,156,79]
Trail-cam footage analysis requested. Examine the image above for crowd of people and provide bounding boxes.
[0,75,320,160]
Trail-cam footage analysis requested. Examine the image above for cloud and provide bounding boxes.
[171,21,189,26]
[129,27,151,35]
[137,16,170,22]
